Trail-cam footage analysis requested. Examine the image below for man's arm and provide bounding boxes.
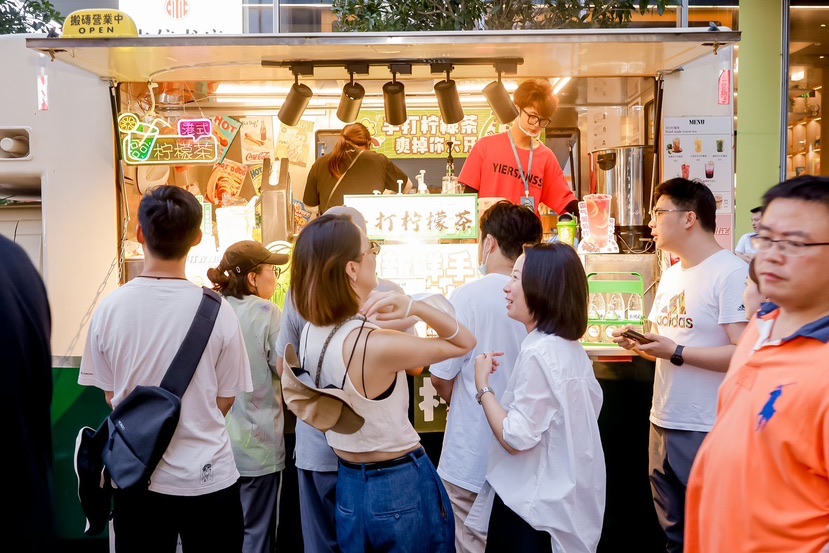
[430,374,454,405]
[736,251,754,263]
[632,322,746,373]
[104,391,114,409]
[217,396,235,416]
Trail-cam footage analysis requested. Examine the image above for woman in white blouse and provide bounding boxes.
[471,242,606,553]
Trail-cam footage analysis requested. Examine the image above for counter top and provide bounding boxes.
[584,345,636,361]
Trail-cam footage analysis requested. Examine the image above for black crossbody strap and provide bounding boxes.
[159,287,222,397]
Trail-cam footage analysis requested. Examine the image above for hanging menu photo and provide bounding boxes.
[663,117,733,213]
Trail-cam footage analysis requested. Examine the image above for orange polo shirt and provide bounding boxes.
[685,305,829,553]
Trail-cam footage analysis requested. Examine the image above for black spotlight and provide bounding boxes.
[483,75,519,124]
[278,75,313,127]
[337,73,365,124]
[383,72,407,126]
[434,69,464,125]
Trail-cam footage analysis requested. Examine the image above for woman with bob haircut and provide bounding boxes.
[290,213,476,553]
[469,243,606,553]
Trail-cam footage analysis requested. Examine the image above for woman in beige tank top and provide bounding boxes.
[290,213,475,553]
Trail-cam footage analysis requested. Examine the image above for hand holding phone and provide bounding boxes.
[621,329,654,344]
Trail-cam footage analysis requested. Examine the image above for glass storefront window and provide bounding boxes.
[786,2,829,178]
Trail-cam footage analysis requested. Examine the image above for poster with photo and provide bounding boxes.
[239,116,275,165]
[664,116,734,249]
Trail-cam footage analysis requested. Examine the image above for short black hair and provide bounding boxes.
[522,243,588,340]
[480,200,543,261]
[749,206,763,214]
[762,175,829,211]
[138,185,202,260]
[653,177,716,233]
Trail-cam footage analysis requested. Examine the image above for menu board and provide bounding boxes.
[663,117,734,248]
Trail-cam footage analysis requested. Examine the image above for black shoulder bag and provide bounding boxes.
[76,287,221,534]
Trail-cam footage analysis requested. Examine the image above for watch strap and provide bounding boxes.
[476,386,494,405]
[671,344,685,366]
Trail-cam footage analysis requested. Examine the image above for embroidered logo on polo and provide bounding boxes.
[654,291,694,329]
[756,383,795,431]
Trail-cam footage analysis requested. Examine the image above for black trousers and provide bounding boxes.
[112,481,244,553]
[485,493,552,553]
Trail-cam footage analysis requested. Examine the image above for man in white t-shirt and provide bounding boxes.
[612,178,747,553]
[734,206,763,263]
[79,186,253,552]
[430,201,543,553]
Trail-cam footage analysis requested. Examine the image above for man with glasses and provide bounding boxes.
[612,177,747,553]
[685,176,829,553]
[458,78,579,216]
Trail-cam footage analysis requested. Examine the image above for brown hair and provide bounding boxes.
[328,123,372,179]
[206,264,266,299]
[291,214,362,326]
[513,78,559,119]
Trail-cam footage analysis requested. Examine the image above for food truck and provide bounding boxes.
[0,11,738,548]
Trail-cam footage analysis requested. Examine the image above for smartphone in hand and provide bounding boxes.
[621,329,654,344]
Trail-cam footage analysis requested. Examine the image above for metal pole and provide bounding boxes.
[273,0,281,34]
[677,0,689,28]
[780,2,790,182]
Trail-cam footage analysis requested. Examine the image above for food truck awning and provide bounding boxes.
[27,29,739,84]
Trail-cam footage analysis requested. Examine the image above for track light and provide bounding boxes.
[336,72,365,124]
[383,71,407,126]
[278,73,313,127]
[434,68,464,125]
[483,71,519,125]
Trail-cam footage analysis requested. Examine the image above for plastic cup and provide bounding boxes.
[584,194,611,248]
[705,161,715,179]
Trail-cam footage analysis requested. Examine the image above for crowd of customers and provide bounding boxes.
[58,169,829,553]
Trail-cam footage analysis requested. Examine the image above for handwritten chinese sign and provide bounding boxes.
[344,194,478,240]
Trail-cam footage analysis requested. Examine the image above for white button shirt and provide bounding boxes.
[467,330,606,553]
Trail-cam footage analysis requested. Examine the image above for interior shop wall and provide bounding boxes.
[661,45,736,250]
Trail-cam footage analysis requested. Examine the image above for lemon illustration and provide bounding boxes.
[118,113,139,133]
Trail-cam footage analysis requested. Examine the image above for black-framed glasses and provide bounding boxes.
[520,107,551,128]
[649,208,691,222]
[750,235,829,257]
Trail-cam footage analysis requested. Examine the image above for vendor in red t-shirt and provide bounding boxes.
[459,78,579,216]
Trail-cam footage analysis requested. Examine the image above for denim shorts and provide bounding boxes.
[336,447,454,553]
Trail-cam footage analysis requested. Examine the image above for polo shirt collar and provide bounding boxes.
[757,302,829,344]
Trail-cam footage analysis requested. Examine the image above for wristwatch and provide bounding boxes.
[670,345,685,366]
[476,386,494,405]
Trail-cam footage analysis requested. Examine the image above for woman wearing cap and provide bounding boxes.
[470,243,605,552]
[207,240,288,553]
[303,122,412,214]
[289,214,475,553]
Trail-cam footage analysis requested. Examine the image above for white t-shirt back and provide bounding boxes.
[79,279,253,496]
[647,250,748,431]
[429,273,527,493]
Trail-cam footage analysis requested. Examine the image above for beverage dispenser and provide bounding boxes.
[588,145,654,253]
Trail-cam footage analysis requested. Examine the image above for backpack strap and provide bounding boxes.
[160,287,222,397]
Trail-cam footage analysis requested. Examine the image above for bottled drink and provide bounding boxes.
[588,293,607,320]
[627,294,643,321]
[606,293,625,321]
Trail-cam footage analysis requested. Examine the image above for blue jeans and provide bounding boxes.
[335,447,454,553]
